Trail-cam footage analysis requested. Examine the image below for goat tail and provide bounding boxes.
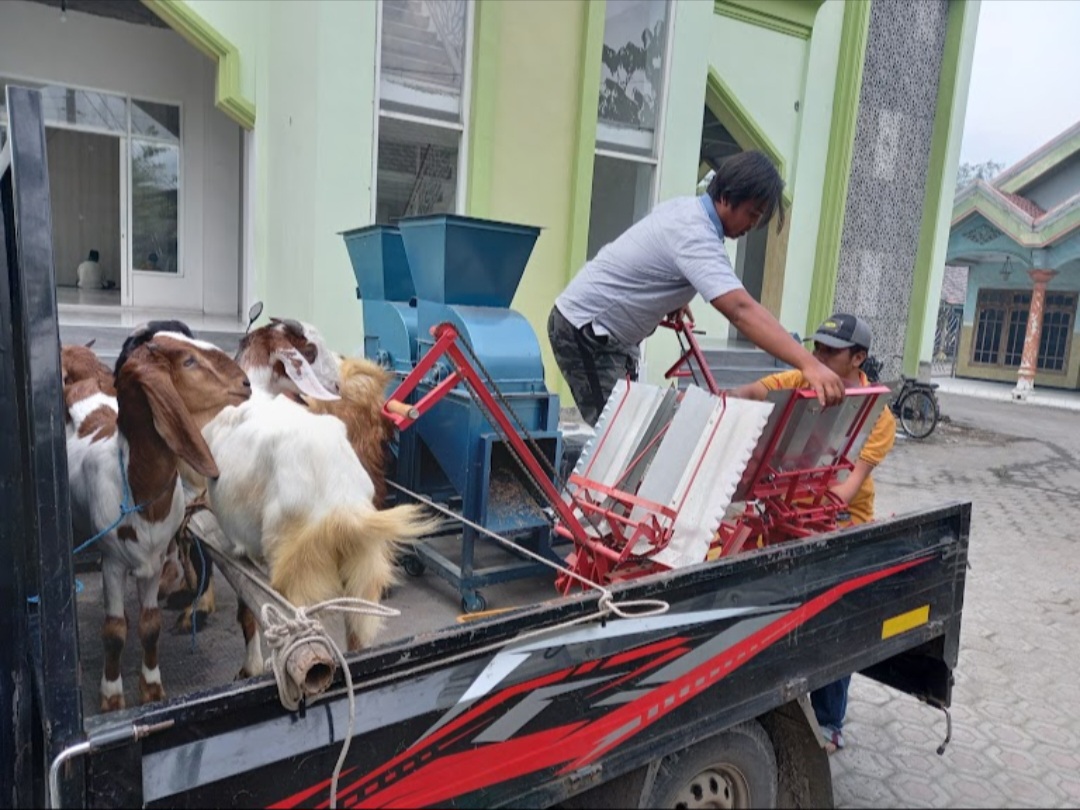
[267,504,441,625]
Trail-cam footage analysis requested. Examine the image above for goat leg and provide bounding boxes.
[100,557,128,712]
[236,600,264,680]
[136,573,166,705]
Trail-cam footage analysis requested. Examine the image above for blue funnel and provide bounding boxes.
[341,224,415,302]
[396,214,540,308]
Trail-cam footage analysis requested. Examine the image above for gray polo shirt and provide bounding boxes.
[555,195,743,345]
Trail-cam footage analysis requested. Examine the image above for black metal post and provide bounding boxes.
[4,85,85,808]
[0,123,36,810]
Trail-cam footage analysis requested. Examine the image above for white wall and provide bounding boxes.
[0,0,241,315]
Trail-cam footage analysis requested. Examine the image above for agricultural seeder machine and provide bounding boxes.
[345,216,890,608]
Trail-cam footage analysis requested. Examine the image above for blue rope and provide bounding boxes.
[28,444,151,605]
[189,537,208,652]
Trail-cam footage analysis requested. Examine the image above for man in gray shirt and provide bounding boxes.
[548,150,844,426]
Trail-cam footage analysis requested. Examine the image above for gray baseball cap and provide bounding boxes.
[808,313,872,351]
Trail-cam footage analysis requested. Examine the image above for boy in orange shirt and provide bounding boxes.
[731,313,896,753]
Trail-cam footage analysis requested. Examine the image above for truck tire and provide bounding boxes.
[645,720,778,809]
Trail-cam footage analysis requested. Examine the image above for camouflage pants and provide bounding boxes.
[547,305,639,427]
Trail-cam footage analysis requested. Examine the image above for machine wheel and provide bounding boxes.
[461,591,487,614]
[896,389,939,439]
[402,554,426,577]
[645,720,777,809]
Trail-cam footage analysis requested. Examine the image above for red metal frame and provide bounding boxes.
[658,312,720,394]
[382,323,592,548]
[384,322,891,593]
[712,385,890,558]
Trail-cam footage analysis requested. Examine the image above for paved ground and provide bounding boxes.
[832,392,1080,808]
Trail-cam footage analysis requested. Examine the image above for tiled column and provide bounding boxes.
[1012,269,1058,400]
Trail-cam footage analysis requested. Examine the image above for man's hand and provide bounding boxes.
[800,358,845,407]
[666,304,694,324]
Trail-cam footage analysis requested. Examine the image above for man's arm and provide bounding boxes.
[728,380,770,400]
[710,288,845,406]
[831,459,875,504]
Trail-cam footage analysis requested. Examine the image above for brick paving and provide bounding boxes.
[832,393,1080,808]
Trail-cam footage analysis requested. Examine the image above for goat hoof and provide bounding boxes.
[138,677,165,705]
[100,694,125,713]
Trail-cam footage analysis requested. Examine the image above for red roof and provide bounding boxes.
[1003,193,1045,219]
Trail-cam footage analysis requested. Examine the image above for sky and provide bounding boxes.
[959,0,1080,169]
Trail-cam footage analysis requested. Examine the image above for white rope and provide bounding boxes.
[259,597,398,810]
[215,483,669,808]
[388,480,670,619]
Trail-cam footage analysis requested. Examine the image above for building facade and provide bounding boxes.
[947,121,1080,396]
[0,0,980,393]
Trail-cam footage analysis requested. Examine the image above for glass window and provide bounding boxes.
[586,155,654,260]
[42,84,127,133]
[131,99,180,143]
[1038,294,1076,372]
[380,0,467,122]
[596,0,670,157]
[131,140,179,273]
[375,116,459,224]
[1,78,128,134]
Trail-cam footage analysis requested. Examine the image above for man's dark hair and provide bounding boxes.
[88,249,100,262]
[706,150,786,232]
[114,320,195,378]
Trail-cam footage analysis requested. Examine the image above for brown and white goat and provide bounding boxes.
[236,319,394,506]
[66,334,250,711]
[203,388,438,668]
[62,338,212,625]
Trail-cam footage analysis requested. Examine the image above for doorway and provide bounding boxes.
[46,127,122,306]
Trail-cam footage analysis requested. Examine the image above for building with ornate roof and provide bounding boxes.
[947,121,1080,396]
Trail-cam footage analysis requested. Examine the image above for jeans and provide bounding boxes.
[811,674,851,731]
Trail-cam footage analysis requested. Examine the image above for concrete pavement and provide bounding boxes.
[832,392,1080,808]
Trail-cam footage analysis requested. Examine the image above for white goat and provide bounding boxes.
[66,333,251,711]
[202,389,437,668]
[236,318,394,506]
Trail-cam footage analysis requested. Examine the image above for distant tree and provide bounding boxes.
[956,160,1005,191]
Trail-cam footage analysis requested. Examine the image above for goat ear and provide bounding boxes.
[270,347,340,400]
[138,366,221,479]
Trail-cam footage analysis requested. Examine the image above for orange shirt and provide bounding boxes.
[756,369,896,525]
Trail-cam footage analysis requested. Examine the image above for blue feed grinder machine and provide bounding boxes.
[342,215,565,613]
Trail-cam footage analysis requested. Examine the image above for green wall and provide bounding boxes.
[914,0,981,372]
[469,0,596,392]
[182,0,257,103]
[644,0,843,385]
[777,0,843,332]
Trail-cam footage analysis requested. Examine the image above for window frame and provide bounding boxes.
[970,287,1076,374]
[0,72,184,279]
[585,0,676,262]
[372,0,474,222]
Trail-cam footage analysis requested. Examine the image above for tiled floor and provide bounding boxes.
[56,286,121,308]
[57,299,247,332]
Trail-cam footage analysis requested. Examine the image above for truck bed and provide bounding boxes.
[72,533,561,718]
[77,502,969,808]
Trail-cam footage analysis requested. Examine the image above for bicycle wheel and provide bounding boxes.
[897,388,938,439]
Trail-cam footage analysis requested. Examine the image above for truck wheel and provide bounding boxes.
[646,720,777,809]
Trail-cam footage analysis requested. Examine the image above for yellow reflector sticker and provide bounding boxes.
[882,605,930,640]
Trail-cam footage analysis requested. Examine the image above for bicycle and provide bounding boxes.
[862,355,941,439]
